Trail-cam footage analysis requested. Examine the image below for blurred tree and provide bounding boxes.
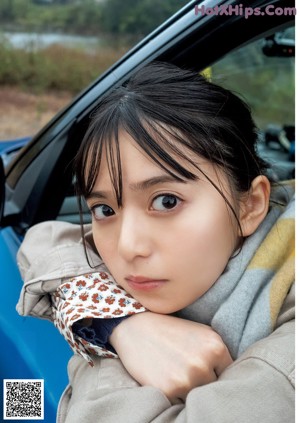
[0,0,184,36]
[101,0,184,36]
[65,0,103,34]
[0,0,30,22]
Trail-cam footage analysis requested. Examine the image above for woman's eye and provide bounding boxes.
[151,194,181,212]
[91,204,115,220]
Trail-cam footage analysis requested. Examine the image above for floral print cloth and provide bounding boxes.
[52,272,147,366]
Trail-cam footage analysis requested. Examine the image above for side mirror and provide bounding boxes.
[0,156,5,225]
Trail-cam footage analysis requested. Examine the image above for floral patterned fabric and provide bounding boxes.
[52,272,147,366]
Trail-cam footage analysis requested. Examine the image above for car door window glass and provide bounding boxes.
[210,26,295,181]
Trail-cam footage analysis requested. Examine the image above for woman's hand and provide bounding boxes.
[109,312,233,403]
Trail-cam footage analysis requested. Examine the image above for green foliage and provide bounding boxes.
[0,0,185,93]
[0,0,184,36]
[0,0,103,34]
[0,41,127,94]
[0,0,31,23]
[101,0,184,36]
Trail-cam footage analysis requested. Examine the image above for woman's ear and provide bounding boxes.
[239,175,271,237]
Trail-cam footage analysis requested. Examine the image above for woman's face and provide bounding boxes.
[86,131,241,314]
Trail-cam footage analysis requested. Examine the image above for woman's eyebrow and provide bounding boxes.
[87,175,186,200]
[129,175,186,191]
[86,191,109,201]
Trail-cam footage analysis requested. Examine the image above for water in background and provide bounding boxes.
[2,31,101,51]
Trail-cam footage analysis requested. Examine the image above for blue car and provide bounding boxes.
[0,0,295,421]
[0,138,31,166]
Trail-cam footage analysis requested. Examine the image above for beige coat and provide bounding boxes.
[17,221,295,423]
[59,286,295,422]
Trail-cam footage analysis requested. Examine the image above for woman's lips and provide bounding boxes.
[125,276,168,291]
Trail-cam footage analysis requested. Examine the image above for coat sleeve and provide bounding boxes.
[62,318,294,423]
[16,220,103,320]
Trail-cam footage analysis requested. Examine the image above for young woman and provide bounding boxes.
[17,62,294,422]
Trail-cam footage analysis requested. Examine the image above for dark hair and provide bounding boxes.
[74,62,269,231]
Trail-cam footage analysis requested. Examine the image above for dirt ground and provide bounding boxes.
[0,86,72,140]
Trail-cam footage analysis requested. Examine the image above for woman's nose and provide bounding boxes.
[117,211,152,262]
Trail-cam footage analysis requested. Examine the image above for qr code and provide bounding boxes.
[3,379,44,420]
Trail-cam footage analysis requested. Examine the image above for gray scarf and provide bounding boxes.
[177,181,294,358]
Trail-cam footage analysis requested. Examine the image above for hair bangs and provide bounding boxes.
[75,97,204,209]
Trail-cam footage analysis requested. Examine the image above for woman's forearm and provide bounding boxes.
[109,312,232,402]
[64,321,294,423]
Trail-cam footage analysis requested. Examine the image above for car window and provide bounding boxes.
[0,1,183,142]
[211,27,294,131]
[210,26,295,181]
